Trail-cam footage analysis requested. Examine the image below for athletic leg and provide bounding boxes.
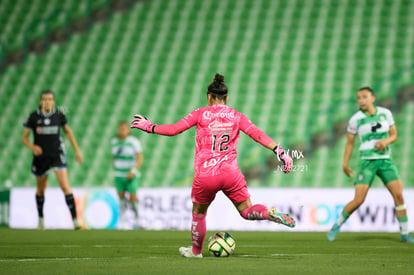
[226,171,295,227]
[234,198,295,227]
[385,179,414,243]
[179,174,218,258]
[127,177,139,228]
[115,177,128,228]
[118,191,127,228]
[129,192,139,228]
[55,168,80,229]
[179,202,208,258]
[327,184,369,241]
[33,157,48,229]
[191,203,208,254]
[35,175,48,229]
[118,192,127,213]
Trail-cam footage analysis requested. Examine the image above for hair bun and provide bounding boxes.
[214,73,224,84]
[207,73,228,96]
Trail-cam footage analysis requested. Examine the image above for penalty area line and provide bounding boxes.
[0,257,134,263]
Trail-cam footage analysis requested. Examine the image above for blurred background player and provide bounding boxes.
[327,87,414,243]
[21,90,83,230]
[131,73,295,258]
[111,121,143,229]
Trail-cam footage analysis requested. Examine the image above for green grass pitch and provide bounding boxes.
[0,229,413,274]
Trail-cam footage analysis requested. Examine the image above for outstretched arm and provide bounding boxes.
[240,120,275,149]
[240,114,293,174]
[131,110,199,136]
[153,120,193,136]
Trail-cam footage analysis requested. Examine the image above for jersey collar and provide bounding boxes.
[360,106,377,117]
[37,108,56,118]
[213,104,226,107]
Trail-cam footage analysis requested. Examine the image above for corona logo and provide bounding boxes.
[203,111,235,120]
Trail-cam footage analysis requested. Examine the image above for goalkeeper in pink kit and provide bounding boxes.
[131,74,295,258]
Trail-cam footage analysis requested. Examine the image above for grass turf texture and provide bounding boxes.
[0,229,412,274]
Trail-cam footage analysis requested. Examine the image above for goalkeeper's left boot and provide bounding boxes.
[179,246,203,258]
[327,224,340,242]
[400,234,414,243]
[268,208,296,228]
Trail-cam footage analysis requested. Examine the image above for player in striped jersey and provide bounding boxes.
[327,87,413,243]
[111,121,143,229]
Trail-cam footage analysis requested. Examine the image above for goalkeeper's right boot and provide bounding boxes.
[327,224,340,242]
[179,246,203,258]
[37,217,45,230]
[268,208,296,228]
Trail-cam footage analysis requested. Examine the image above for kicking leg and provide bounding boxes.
[234,198,295,228]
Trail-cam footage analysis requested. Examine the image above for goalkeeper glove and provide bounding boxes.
[273,146,293,174]
[131,114,156,133]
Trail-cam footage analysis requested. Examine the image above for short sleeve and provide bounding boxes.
[132,137,142,153]
[385,109,395,126]
[347,115,357,134]
[23,113,35,129]
[60,112,68,126]
[111,137,117,146]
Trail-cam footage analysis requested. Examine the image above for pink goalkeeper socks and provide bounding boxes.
[191,212,207,255]
[240,204,270,220]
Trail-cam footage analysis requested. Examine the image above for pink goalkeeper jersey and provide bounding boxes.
[154,104,274,177]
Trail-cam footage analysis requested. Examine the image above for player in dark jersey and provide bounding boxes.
[22,90,83,229]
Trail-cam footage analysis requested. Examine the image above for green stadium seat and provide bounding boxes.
[1,0,414,188]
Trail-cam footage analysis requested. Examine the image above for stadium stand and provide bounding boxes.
[0,0,111,51]
[0,0,413,189]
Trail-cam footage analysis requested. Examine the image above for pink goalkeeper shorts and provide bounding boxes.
[191,170,250,205]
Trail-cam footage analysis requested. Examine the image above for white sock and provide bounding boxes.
[119,198,127,217]
[130,202,138,218]
[400,221,409,235]
[397,215,409,235]
[335,210,350,227]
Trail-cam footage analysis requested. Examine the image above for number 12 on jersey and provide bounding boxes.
[212,134,230,152]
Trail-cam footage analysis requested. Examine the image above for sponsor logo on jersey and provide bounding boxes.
[36,126,59,135]
[203,155,228,168]
[203,111,235,120]
[208,121,233,129]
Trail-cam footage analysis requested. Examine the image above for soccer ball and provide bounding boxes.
[208,232,236,257]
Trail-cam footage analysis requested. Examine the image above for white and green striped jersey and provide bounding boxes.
[347,106,394,160]
[111,136,142,178]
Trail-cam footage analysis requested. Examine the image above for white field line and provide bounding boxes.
[0,257,134,263]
